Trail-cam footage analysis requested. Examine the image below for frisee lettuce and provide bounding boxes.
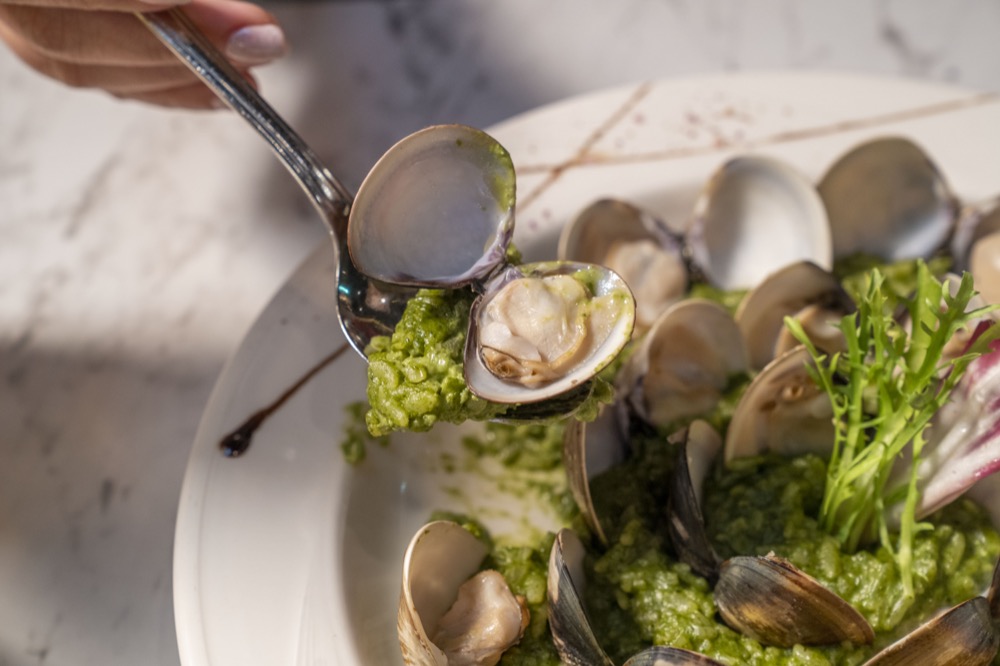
[786,262,999,601]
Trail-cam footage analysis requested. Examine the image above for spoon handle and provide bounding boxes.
[139,8,411,358]
[137,8,352,228]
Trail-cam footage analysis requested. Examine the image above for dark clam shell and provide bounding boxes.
[989,555,1000,619]
[714,554,874,648]
[666,422,722,582]
[862,597,999,666]
[547,528,615,666]
[623,646,727,666]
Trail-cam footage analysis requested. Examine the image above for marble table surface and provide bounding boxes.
[1,1,999,665]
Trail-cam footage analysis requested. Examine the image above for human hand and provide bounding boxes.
[0,0,287,109]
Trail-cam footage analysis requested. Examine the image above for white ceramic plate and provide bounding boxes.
[173,72,1000,666]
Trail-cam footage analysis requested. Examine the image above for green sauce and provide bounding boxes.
[364,288,508,436]
[582,449,1000,666]
[433,421,999,666]
[362,269,619,437]
[340,400,390,464]
[488,537,563,666]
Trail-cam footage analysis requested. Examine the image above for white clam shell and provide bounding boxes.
[688,155,832,291]
[558,199,688,334]
[735,261,853,370]
[562,408,629,546]
[464,262,635,404]
[349,124,515,288]
[622,299,748,429]
[818,136,957,261]
[397,521,489,666]
[723,345,835,466]
[952,195,1000,273]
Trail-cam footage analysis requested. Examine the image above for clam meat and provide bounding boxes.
[619,299,748,430]
[398,520,529,666]
[465,263,635,404]
[348,124,638,414]
[432,570,531,666]
[558,199,688,334]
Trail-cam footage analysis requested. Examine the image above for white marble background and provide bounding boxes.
[1,1,999,664]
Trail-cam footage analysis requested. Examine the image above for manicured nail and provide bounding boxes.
[225,24,287,65]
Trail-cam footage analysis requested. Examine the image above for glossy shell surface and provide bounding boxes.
[688,155,832,290]
[349,124,516,288]
[818,136,957,261]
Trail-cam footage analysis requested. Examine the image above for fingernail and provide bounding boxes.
[225,24,287,65]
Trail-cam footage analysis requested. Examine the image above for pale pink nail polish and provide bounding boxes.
[225,25,288,65]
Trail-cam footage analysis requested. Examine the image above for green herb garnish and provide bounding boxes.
[787,262,999,601]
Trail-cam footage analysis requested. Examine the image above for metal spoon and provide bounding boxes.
[137,8,411,359]
[139,9,602,423]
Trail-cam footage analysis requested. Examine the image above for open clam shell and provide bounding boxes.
[464,261,635,404]
[349,124,516,288]
[952,195,1000,272]
[398,520,529,666]
[723,345,835,465]
[547,528,616,666]
[562,409,628,546]
[714,554,875,648]
[398,520,490,665]
[666,421,723,581]
[862,596,999,666]
[558,198,688,334]
[620,299,748,430]
[818,136,958,261]
[734,260,854,370]
[687,155,832,291]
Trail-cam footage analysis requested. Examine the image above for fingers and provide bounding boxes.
[114,74,257,109]
[0,0,285,66]
[0,0,285,109]
[0,0,190,10]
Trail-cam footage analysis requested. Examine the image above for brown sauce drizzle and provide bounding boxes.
[219,342,351,458]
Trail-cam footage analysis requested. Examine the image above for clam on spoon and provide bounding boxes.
[139,9,634,423]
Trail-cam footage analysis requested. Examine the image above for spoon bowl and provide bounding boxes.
[138,8,410,359]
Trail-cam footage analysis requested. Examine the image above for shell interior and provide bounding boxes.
[349,124,515,287]
[818,136,956,261]
[397,520,489,665]
[689,155,832,291]
[558,199,687,334]
[464,262,635,404]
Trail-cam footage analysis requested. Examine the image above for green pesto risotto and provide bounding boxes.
[363,285,614,437]
[381,255,998,664]
[364,288,507,436]
[490,439,1000,666]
